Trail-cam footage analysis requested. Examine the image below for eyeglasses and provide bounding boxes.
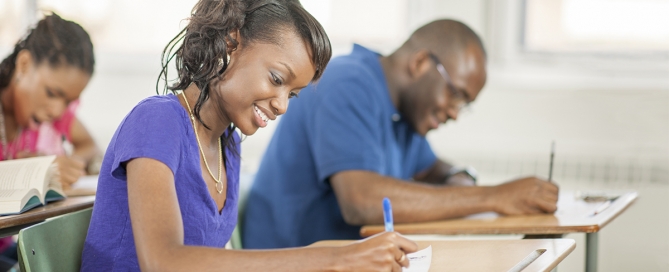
[428,53,470,112]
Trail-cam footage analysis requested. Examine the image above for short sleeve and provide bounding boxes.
[110,97,186,180]
[310,69,385,182]
[413,137,437,175]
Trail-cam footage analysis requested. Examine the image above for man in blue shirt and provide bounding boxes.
[243,19,558,249]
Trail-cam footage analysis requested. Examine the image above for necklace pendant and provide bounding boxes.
[215,182,224,194]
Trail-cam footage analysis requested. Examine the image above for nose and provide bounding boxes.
[270,91,289,116]
[446,107,459,122]
[46,100,67,121]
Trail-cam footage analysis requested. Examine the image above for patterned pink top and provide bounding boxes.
[0,100,78,160]
[0,101,78,253]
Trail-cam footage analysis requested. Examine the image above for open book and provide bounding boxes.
[0,156,65,215]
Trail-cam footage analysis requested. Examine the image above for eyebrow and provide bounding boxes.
[278,62,296,79]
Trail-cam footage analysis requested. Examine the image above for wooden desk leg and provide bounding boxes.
[586,232,598,272]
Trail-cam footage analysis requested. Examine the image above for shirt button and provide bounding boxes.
[391,114,400,122]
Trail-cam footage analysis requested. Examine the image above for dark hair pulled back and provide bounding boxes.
[157,0,331,152]
[0,13,95,90]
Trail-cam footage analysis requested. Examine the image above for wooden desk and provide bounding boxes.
[361,191,637,272]
[311,239,575,272]
[0,196,95,237]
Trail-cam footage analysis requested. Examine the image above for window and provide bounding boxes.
[524,0,669,53]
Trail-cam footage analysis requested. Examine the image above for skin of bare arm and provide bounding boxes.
[68,117,99,168]
[331,170,558,226]
[14,117,99,189]
[53,118,100,189]
[127,157,418,272]
[413,159,451,185]
[414,160,476,187]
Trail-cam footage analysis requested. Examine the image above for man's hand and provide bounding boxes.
[54,155,86,190]
[488,177,559,215]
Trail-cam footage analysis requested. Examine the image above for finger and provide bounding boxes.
[392,233,418,254]
[541,185,559,200]
[397,252,410,268]
[542,192,559,204]
[517,201,542,215]
[61,163,86,178]
[71,158,86,170]
[62,157,86,170]
[524,207,543,215]
[543,182,559,194]
[60,171,80,185]
[536,198,558,213]
[391,260,402,272]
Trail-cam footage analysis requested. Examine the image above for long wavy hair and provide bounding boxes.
[157,0,331,155]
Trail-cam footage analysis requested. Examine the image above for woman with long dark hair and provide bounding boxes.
[81,1,416,271]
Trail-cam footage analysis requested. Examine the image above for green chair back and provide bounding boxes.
[17,208,92,272]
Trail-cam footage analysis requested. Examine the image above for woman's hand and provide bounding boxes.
[54,155,86,190]
[336,232,418,272]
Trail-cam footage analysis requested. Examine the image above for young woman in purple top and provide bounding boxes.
[81,0,417,271]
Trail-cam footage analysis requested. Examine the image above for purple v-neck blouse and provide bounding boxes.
[81,94,240,271]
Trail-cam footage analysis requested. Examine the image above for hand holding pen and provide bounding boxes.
[337,197,416,270]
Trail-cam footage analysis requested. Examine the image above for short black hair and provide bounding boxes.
[405,19,486,66]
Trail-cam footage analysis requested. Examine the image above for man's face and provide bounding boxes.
[401,46,487,136]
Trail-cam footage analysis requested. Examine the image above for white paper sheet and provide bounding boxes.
[403,245,432,272]
[71,175,98,191]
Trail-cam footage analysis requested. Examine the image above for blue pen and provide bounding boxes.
[383,197,394,232]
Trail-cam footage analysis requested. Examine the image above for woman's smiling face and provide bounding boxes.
[210,30,316,136]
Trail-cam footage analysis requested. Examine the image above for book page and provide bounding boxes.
[65,175,98,197]
[44,163,66,202]
[0,189,33,200]
[0,156,56,201]
[403,245,432,272]
[0,188,39,215]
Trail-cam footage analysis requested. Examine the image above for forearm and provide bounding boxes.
[143,244,343,272]
[331,171,494,225]
[413,159,452,185]
[72,140,98,164]
[68,118,100,171]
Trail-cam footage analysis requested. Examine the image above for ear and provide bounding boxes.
[407,50,432,80]
[14,50,34,79]
[227,29,242,54]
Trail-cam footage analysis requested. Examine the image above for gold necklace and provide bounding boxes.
[179,92,224,194]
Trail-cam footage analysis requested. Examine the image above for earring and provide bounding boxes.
[219,54,230,67]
